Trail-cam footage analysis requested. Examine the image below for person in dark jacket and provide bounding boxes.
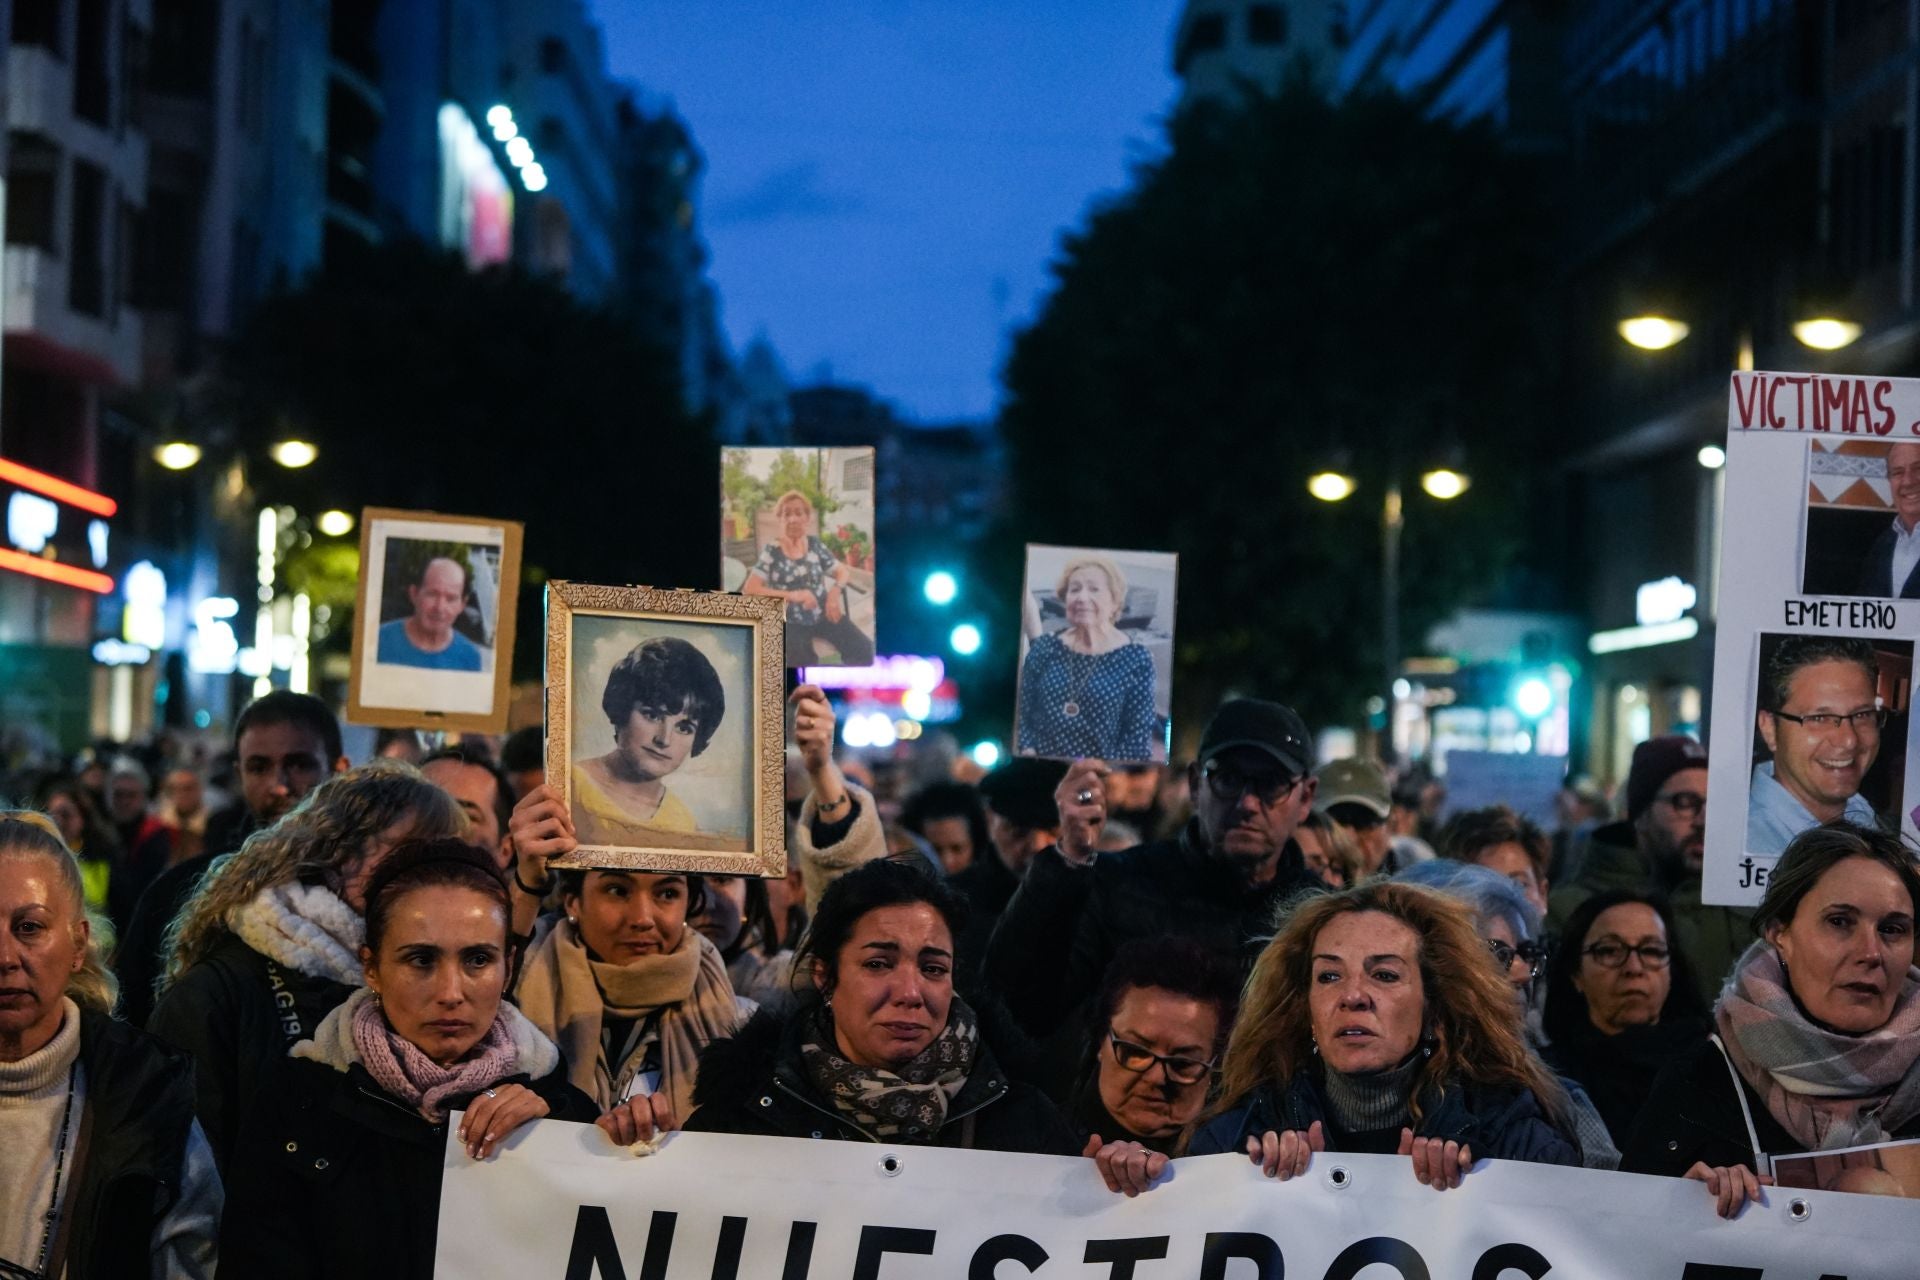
[0,812,220,1280]
[982,699,1325,1056]
[219,840,597,1278]
[902,779,992,878]
[148,761,465,1172]
[1623,822,1920,1217]
[685,859,1079,1156]
[1177,881,1577,1193]
[1067,935,1238,1157]
[117,690,352,1025]
[1541,889,1707,1145]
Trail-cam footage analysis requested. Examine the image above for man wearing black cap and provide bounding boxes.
[982,698,1323,1054]
[1547,734,1748,1005]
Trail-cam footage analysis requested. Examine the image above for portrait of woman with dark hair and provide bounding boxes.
[572,636,729,848]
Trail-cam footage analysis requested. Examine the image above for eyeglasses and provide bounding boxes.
[1201,761,1298,806]
[1769,707,1889,735]
[1107,1033,1216,1085]
[1652,791,1706,817]
[1485,937,1544,979]
[1581,941,1671,969]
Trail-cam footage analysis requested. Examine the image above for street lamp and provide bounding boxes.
[1792,317,1863,351]
[949,623,983,656]
[316,509,355,537]
[1307,471,1356,502]
[270,440,318,469]
[1697,444,1727,469]
[1419,468,1469,500]
[1617,315,1690,351]
[153,442,203,470]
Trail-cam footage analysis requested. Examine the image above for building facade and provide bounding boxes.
[1174,0,1345,101]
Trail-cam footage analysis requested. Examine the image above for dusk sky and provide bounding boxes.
[594,2,1186,422]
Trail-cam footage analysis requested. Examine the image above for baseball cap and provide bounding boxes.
[1313,758,1392,820]
[1625,735,1707,821]
[1197,699,1312,777]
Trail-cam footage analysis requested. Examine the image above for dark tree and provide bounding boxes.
[999,84,1560,735]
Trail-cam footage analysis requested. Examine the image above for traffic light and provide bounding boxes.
[923,570,958,606]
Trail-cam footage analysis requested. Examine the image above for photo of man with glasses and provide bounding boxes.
[1749,634,1901,855]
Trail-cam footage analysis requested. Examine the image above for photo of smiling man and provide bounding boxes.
[377,553,484,671]
[1748,634,1910,855]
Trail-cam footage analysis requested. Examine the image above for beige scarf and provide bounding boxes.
[516,919,739,1119]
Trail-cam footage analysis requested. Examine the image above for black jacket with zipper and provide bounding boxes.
[217,1054,596,1278]
[683,1002,1079,1156]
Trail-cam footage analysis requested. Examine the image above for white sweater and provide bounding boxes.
[0,999,84,1273]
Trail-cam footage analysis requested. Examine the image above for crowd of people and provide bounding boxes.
[3,688,1918,1276]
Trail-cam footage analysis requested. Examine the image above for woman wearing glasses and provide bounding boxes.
[1182,881,1578,1189]
[1624,822,1920,1216]
[1069,937,1239,1164]
[685,860,1078,1155]
[1541,890,1706,1145]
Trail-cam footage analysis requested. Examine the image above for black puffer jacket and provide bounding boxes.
[219,1052,595,1278]
[1188,1067,1580,1167]
[64,1010,207,1280]
[684,1001,1079,1155]
[148,931,356,1172]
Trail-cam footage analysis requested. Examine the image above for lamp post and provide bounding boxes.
[1309,459,1470,751]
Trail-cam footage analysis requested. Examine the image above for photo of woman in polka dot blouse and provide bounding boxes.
[1014,546,1177,763]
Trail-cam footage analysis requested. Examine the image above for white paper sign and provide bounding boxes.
[435,1122,1916,1278]
[1704,371,1920,905]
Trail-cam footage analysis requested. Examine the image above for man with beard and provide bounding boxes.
[1747,636,1883,856]
[1549,735,1747,1006]
[115,692,349,1023]
[983,699,1323,1063]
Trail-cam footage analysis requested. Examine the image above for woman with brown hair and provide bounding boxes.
[1185,881,1577,1185]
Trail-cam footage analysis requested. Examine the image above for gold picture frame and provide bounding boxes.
[347,507,524,734]
[545,580,788,876]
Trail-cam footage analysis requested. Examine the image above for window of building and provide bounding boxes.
[1175,13,1229,75]
[14,0,64,55]
[1248,4,1288,45]
[132,184,195,310]
[69,159,107,315]
[149,0,216,95]
[73,0,111,125]
[7,134,61,251]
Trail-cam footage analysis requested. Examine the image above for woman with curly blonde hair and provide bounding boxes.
[149,761,462,1170]
[1183,881,1576,1188]
[0,812,220,1278]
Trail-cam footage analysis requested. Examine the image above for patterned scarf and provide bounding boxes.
[1716,941,1920,1150]
[348,993,521,1122]
[799,998,979,1142]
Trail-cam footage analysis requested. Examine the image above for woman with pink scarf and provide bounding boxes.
[218,840,596,1277]
[1624,822,1920,1216]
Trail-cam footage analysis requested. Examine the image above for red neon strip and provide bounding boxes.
[0,547,113,593]
[0,458,117,516]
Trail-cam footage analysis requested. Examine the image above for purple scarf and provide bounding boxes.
[351,996,521,1121]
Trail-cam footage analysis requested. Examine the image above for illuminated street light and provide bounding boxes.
[1698,444,1727,469]
[1514,677,1553,719]
[270,440,318,468]
[522,164,548,193]
[923,570,958,605]
[970,741,1002,768]
[1792,317,1863,351]
[486,104,512,128]
[317,510,355,537]
[1420,468,1470,500]
[1307,471,1356,502]
[153,442,203,470]
[1617,316,1690,351]
[949,623,983,656]
[506,137,534,168]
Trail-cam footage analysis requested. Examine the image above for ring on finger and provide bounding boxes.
[484,1089,497,1098]
[1076,788,1095,804]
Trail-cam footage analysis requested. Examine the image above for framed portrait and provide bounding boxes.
[545,581,787,875]
[347,508,523,733]
[720,446,876,668]
[1013,543,1178,763]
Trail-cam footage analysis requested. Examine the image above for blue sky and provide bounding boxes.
[594,2,1185,422]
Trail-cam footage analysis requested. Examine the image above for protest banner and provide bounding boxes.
[1704,371,1920,906]
[1438,749,1566,828]
[436,1122,1912,1277]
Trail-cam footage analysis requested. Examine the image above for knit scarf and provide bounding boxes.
[292,988,561,1122]
[1716,941,1920,1150]
[515,920,740,1118]
[227,881,366,986]
[1321,1052,1422,1136]
[799,999,980,1142]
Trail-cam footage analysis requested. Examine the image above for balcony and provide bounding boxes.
[4,245,143,385]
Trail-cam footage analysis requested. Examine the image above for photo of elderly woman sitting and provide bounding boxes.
[1015,548,1174,763]
[741,488,875,669]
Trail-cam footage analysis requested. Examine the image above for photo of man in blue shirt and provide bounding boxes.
[377,555,485,671]
[1749,635,1888,855]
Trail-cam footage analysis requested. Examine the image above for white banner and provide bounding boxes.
[1705,372,1920,905]
[436,1120,1915,1278]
